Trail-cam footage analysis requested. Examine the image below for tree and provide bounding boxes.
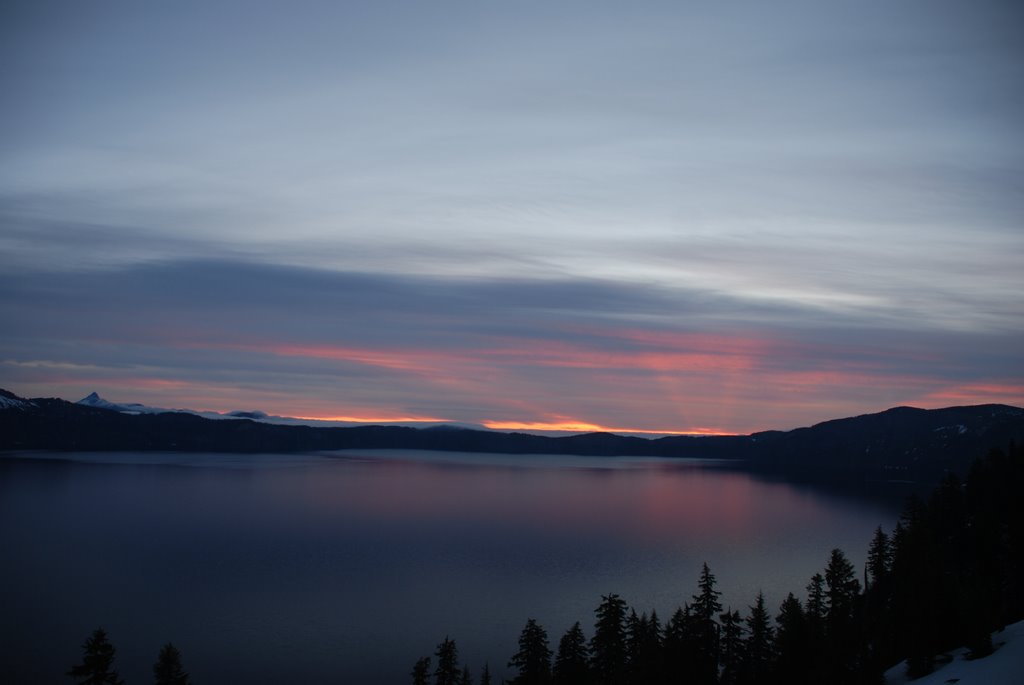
[805,573,826,630]
[67,628,125,685]
[866,526,892,589]
[662,605,692,683]
[739,592,774,685]
[804,573,828,683]
[153,642,191,685]
[690,563,722,684]
[434,637,460,685]
[774,593,809,685]
[411,657,431,685]
[459,665,473,685]
[553,622,589,685]
[479,663,492,685]
[508,618,552,685]
[825,549,861,629]
[718,609,743,685]
[626,609,664,684]
[823,549,863,683]
[589,593,628,685]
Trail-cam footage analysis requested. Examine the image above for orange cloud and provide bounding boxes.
[912,382,1024,408]
[293,413,451,423]
[482,419,735,436]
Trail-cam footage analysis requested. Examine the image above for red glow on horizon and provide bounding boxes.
[482,419,736,436]
[292,414,452,424]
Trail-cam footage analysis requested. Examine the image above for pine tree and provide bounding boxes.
[434,637,460,685]
[805,573,826,629]
[641,609,665,683]
[625,609,663,684]
[662,606,691,684]
[690,563,722,684]
[479,663,492,685]
[411,657,432,685]
[804,573,828,683]
[459,665,473,685]
[589,593,628,685]
[825,549,861,629]
[553,622,589,685]
[153,642,191,685]
[866,526,892,589]
[739,592,774,685]
[774,593,809,685]
[823,549,863,683]
[508,618,552,685]
[67,628,125,685]
[718,609,743,685]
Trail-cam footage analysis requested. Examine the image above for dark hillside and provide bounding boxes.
[2,388,1022,482]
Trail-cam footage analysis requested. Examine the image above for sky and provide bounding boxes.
[1,0,1022,434]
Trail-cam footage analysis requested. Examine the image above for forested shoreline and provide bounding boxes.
[411,442,1024,685]
[7,388,1023,484]
[63,443,1022,684]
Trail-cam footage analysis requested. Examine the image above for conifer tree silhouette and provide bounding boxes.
[67,628,125,685]
[153,642,191,685]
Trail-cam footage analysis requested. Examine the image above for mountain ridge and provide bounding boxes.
[2,388,1022,483]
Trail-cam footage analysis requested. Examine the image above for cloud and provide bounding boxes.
[1,258,1020,432]
[2,1,1022,430]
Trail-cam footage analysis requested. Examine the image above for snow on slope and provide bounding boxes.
[74,392,488,430]
[885,619,1024,684]
[0,394,34,410]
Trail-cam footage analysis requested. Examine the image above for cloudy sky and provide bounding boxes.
[1,0,1022,434]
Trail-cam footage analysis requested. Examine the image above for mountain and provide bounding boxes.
[0,388,36,410]
[77,391,134,412]
[73,391,489,431]
[3,388,1023,482]
[738,404,1024,480]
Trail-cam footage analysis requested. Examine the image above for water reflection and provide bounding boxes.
[0,451,901,684]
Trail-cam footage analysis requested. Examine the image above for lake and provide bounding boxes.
[0,450,903,684]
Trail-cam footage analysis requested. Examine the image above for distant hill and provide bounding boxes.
[1,387,1021,483]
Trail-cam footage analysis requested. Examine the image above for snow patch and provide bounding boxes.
[885,619,1024,684]
[932,424,968,435]
[0,395,34,410]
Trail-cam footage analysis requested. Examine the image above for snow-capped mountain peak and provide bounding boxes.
[77,392,130,412]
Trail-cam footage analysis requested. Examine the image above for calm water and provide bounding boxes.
[0,450,902,684]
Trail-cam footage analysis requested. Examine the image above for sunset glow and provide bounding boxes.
[481,420,736,436]
[1,0,1020,434]
[293,414,453,424]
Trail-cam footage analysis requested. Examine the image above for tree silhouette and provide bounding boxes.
[434,637,460,685]
[662,605,692,683]
[823,549,863,683]
[774,593,809,685]
[866,526,892,589]
[825,549,860,626]
[67,628,125,685]
[805,573,826,629]
[508,618,552,685]
[589,593,628,684]
[690,563,722,684]
[625,609,663,684]
[411,657,431,685]
[153,642,190,685]
[553,622,589,685]
[479,663,492,685]
[739,591,774,685]
[718,609,743,685]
